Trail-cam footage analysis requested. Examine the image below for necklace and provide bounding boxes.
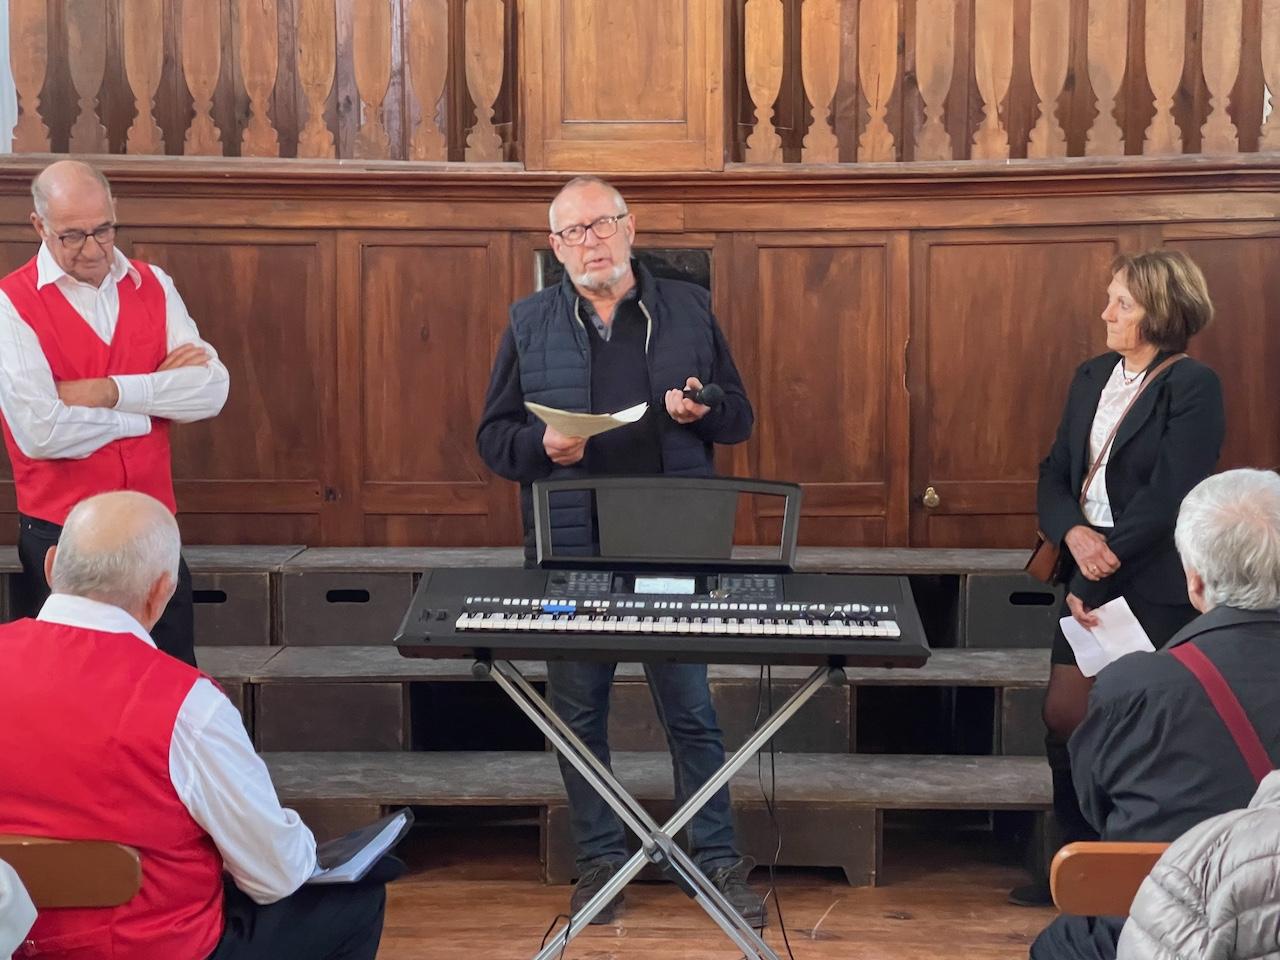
[1121,364,1144,385]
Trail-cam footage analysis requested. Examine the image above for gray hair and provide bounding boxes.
[50,493,181,612]
[1175,469,1280,611]
[31,161,115,220]
[548,176,627,232]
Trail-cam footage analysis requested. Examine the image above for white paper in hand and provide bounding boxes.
[1059,596,1156,678]
[524,401,647,439]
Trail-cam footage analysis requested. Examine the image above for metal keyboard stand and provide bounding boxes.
[478,657,844,960]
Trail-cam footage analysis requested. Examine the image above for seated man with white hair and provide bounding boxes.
[0,491,387,960]
[1031,468,1280,960]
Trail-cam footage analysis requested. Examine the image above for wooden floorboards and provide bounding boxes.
[376,823,1054,959]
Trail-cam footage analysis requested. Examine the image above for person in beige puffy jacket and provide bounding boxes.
[1119,768,1280,960]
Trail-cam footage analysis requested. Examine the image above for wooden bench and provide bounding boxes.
[262,751,1051,885]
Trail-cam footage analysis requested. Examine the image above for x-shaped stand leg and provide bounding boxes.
[479,659,842,959]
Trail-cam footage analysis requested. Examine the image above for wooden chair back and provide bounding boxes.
[1050,841,1170,916]
[0,835,141,908]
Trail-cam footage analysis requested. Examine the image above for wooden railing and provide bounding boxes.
[730,0,1279,164]
[8,0,518,162]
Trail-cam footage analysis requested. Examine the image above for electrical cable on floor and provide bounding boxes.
[755,666,798,960]
[538,911,572,960]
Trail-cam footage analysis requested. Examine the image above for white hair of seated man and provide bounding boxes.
[48,491,181,623]
[1175,468,1280,613]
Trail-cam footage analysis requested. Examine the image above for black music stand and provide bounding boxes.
[473,476,820,959]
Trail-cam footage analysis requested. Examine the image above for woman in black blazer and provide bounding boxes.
[1014,249,1225,906]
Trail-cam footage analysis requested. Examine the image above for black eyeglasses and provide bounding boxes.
[552,213,629,246]
[53,223,118,251]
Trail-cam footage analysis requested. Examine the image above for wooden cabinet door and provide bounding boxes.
[907,228,1123,547]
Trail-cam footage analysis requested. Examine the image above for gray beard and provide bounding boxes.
[573,261,628,294]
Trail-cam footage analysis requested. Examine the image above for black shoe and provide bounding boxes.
[570,861,625,924]
[709,856,767,928]
[1008,880,1053,907]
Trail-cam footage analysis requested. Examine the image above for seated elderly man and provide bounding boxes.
[0,491,387,960]
[1120,768,1280,960]
[1031,468,1280,960]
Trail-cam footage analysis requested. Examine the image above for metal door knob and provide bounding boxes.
[921,486,940,508]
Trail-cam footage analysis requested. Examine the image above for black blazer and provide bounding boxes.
[1037,351,1225,607]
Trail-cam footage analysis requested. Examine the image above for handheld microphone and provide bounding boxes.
[681,383,726,407]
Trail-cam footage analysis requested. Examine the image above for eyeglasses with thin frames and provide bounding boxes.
[552,213,629,247]
[51,223,118,252]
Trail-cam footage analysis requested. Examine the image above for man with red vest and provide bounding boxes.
[0,160,230,667]
[0,491,388,960]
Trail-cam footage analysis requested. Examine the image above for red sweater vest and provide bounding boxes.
[0,619,224,959]
[0,257,175,524]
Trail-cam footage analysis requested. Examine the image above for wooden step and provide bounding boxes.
[263,751,1050,809]
[205,645,1048,688]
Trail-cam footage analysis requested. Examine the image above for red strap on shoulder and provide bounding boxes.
[1170,643,1273,785]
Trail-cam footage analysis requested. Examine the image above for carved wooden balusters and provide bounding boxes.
[407,0,449,160]
[744,0,785,163]
[297,0,338,159]
[239,0,281,158]
[10,0,50,152]
[464,0,505,162]
[67,0,109,153]
[124,0,166,154]
[1086,0,1128,156]
[183,0,223,155]
[914,0,957,162]
[972,0,1013,160]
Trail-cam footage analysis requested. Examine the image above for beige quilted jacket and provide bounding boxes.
[1119,769,1280,960]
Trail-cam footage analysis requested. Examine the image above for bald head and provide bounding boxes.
[31,160,114,221]
[49,492,181,627]
[549,176,627,233]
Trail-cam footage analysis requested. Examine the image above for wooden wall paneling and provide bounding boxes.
[124,228,337,539]
[971,0,1014,159]
[1163,224,1280,473]
[521,0,724,171]
[801,0,841,163]
[351,0,392,158]
[1264,0,1280,149]
[66,0,110,153]
[238,0,282,156]
[744,0,785,163]
[907,229,1121,547]
[1085,0,1128,155]
[296,0,338,157]
[124,0,166,154]
[746,233,897,546]
[350,231,516,544]
[10,0,51,152]
[1143,0,1187,154]
[1200,0,1243,152]
[914,0,958,161]
[1027,0,1070,157]
[183,0,225,155]
[857,0,900,162]
[464,0,505,161]
[406,0,449,160]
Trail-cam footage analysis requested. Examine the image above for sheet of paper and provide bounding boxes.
[1059,596,1156,678]
[524,401,647,439]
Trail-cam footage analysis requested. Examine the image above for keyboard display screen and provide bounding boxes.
[633,576,697,595]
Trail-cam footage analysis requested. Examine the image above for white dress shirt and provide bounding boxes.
[0,859,36,960]
[1082,360,1147,528]
[0,243,230,460]
[38,594,317,905]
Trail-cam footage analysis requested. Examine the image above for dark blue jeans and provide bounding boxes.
[547,660,739,874]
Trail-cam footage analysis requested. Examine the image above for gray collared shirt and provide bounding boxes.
[576,284,640,342]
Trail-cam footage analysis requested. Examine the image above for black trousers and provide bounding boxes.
[207,880,386,960]
[13,513,197,667]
